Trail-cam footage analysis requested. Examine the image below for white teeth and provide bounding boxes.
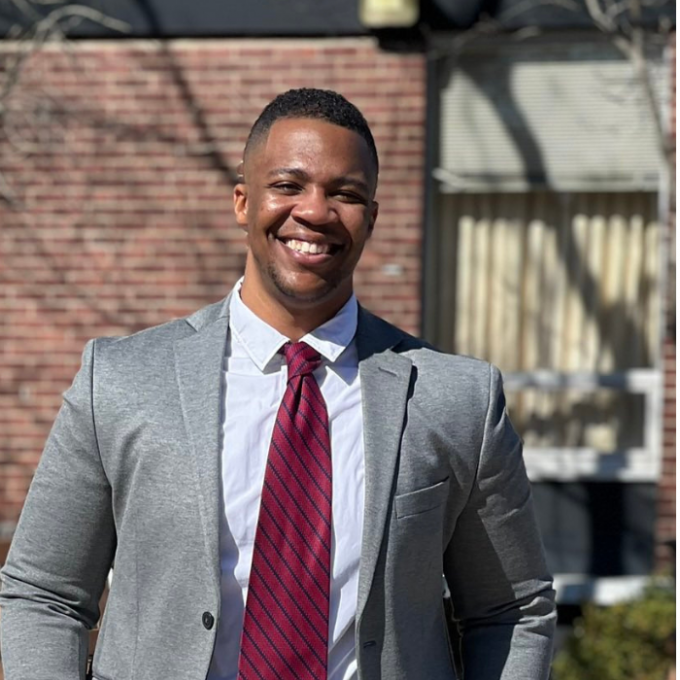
[283,239,332,255]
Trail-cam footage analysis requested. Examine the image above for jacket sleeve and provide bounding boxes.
[443,364,556,680]
[0,340,116,680]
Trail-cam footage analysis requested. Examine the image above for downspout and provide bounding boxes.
[420,42,442,343]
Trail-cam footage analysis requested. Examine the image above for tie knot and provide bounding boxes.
[282,342,322,379]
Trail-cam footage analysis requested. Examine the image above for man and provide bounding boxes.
[0,88,555,680]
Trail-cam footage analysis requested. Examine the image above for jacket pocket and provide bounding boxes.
[395,477,449,519]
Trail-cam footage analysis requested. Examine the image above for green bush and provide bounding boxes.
[553,581,676,680]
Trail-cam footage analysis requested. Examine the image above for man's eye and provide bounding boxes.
[272,183,300,193]
[335,192,366,204]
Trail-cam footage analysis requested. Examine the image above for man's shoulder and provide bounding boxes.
[92,296,228,359]
[358,307,500,417]
[361,307,494,380]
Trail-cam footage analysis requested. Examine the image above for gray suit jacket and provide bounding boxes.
[0,296,556,680]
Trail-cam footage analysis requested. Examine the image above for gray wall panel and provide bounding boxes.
[533,482,657,576]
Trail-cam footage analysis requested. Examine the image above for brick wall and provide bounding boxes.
[655,32,676,570]
[656,338,676,565]
[0,38,426,530]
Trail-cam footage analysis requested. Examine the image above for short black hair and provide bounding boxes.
[244,88,379,174]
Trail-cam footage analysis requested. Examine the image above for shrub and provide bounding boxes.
[553,581,675,680]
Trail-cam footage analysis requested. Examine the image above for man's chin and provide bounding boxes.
[274,283,336,307]
[270,271,344,308]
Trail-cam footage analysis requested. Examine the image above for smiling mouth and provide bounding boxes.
[278,238,341,256]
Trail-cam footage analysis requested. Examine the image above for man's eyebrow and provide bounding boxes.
[267,167,310,180]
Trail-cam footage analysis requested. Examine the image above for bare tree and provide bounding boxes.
[0,0,242,336]
[0,1,131,205]
[583,0,674,169]
[426,0,674,173]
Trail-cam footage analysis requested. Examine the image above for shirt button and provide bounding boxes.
[202,612,215,630]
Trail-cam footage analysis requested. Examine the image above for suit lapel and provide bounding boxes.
[174,297,230,592]
[355,309,413,622]
[172,299,413,612]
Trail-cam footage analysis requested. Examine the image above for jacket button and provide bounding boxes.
[202,612,215,630]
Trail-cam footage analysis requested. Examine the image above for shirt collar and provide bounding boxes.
[228,278,358,372]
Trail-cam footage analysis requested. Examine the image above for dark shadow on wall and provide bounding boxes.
[460,58,548,187]
[134,0,240,185]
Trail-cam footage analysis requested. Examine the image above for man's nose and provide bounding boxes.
[291,188,334,224]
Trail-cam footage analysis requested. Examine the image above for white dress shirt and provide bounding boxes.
[207,281,365,680]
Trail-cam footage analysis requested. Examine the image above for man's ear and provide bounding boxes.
[233,183,248,228]
[368,200,379,237]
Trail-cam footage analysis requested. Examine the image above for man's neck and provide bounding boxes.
[239,281,351,342]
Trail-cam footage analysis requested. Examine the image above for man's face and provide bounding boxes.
[234,117,378,318]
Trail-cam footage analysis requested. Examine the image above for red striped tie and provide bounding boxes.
[238,342,332,680]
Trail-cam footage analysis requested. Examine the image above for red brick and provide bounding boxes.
[655,33,677,568]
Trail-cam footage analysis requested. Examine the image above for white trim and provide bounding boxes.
[502,369,663,482]
[0,37,379,52]
[502,369,662,392]
[434,168,662,194]
[524,448,660,481]
[554,574,655,605]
